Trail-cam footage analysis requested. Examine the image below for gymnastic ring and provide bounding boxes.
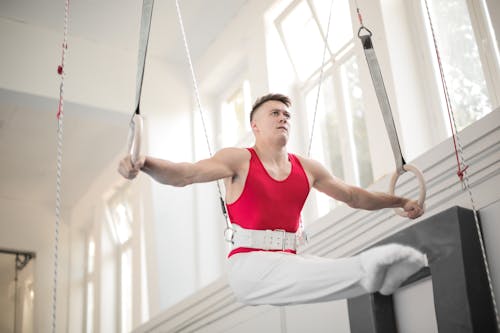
[128,113,143,165]
[389,164,426,217]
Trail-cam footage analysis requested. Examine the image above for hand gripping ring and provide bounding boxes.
[128,114,143,165]
[389,164,426,217]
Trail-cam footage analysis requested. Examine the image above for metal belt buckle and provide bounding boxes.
[274,229,286,251]
[224,227,235,244]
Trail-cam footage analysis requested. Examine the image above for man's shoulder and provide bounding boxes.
[216,147,251,161]
[218,147,250,154]
[292,154,324,172]
[291,153,312,164]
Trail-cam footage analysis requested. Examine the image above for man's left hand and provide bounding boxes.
[402,199,424,219]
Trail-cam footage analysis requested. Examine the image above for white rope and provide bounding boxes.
[423,0,500,329]
[174,0,230,230]
[298,0,336,240]
[52,0,70,332]
[307,0,336,158]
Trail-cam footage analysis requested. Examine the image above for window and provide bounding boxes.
[421,0,500,131]
[85,237,95,333]
[219,80,252,146]
[277,0,373,216]
[106,186,134,333]
[278,1,326,81]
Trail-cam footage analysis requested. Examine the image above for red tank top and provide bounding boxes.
[227,148,310,257]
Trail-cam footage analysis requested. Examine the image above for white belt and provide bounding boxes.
[231,224,297,251]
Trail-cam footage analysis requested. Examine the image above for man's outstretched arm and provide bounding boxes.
[118,147,243,187]
[302,157,423,219]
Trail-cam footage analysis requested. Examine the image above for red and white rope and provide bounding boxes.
[423,0,499,329]
[53,0,70,332]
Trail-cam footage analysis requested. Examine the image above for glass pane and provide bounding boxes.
[306,76,344,216]
[87,238,95,274]
[86,281,94,333]
[220,81,251,145]
[342,56,373,187]
[280,1,327,80]
[114,203,132,244]
[0,254,15,332]
[101,225,117,333]
[426,0,492,130]
[107,185,133,245]
[121,249,132,333]
[0,253,35,333]
[311,0,353,54]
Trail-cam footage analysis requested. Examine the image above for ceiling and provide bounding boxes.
[0,0,248,62]
[0,0,249,212]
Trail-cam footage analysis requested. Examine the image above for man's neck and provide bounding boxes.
[253,142,288,165]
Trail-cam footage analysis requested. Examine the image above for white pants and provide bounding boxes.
[227,243,427,306]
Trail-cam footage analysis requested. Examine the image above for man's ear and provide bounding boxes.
[251,119,258,133]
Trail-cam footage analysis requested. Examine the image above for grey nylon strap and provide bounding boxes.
[134,0,155,116]
[359,33,406,173]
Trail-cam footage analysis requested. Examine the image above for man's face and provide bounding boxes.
[251,100,291,142]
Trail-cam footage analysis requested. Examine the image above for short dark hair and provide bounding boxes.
[250,93,291,122]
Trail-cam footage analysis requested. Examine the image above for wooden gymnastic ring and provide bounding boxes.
[389,164,426,217]
[128,114,143,165]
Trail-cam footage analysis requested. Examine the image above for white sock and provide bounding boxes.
[359,244,427,295]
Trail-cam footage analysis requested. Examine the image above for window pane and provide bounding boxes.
[426,0,492,130]
[87,238,95,274]
[306,77,345,180]
[121,249,132,333]
[114,203,132,244]
[86,282,94,333]
[220,80,251,145]
[342,56,373,187]
[280,1,327,80]
[107,186,133,245]
[311,0,353,54]
[306,76,344,216]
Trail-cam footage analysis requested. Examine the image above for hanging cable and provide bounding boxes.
[307,0,336,158]
[298,0,336,245]
[423,0,499,328]
[174,0,232,239]
[52,0,70,332]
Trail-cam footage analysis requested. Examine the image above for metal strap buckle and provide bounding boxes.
[274,229,286,251]
[224,227,235,244]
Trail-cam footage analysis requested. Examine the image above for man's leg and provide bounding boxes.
[227,244,427,306]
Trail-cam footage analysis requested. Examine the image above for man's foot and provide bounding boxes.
[359,244,427,294]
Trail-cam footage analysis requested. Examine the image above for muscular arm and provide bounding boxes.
[300,157,423,219]
[119,147,245,187]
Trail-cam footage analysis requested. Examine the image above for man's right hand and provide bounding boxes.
[118,155,146,180]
